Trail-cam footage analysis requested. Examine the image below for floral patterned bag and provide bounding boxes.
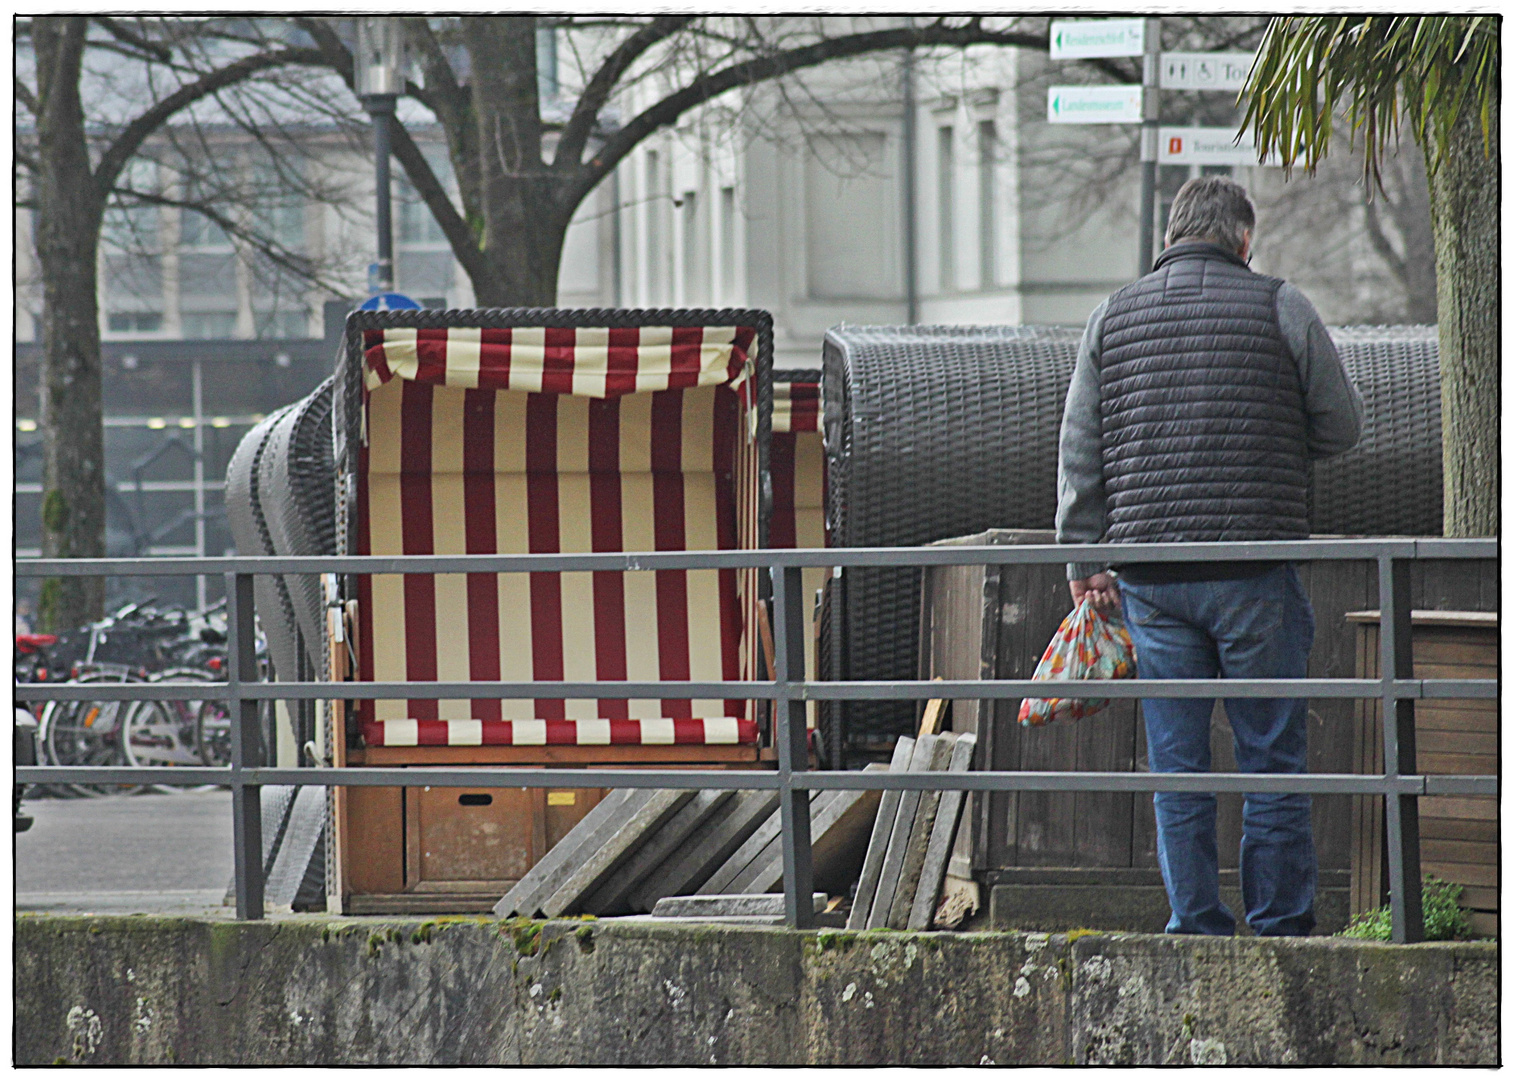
[1018,596,1136,726]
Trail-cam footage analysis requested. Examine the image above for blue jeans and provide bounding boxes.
[1118,564,1317,937]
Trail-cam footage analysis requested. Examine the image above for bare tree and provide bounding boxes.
[18,17,350,628]
[296,15,1139,307]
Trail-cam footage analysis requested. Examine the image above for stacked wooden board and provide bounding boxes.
[494,780,882,919]
[847,730,978,930]
[1349,610,1499,938]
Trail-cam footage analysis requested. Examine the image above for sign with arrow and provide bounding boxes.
[1047,85,1144,125]
[1049,19,1146,60]
[1159,52,1256,92]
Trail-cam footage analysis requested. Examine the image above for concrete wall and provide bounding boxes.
[16,916,1496,1066]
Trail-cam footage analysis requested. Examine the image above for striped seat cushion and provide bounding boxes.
[363,717,759,747]
[355,323,764,745]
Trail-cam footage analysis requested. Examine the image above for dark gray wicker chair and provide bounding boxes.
[820,323,1443,763]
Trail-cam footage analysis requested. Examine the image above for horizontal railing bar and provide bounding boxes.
[19,766,1493,796]
[12,538,1496,577]
[1423,776,1501,796]
[15,678,1497,703]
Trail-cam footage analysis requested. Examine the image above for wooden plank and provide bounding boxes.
[885,732,959,929]
[1417,729,1497,757]
[865,734,939,930]
[1418,752,1498,775]
[626,788,782,912]
[1071,700,1138,868]
[1418,816,1499,844]
[542,788,694,917]
[493,787,642,917]
[702,788,828,895]
[1415,706,1497,734]
[908,731,978,930]
[1420,795,1499,821]
[846,736,916,930]
[344,785,405,897]
[1421,860,1497,888]
[733,767,888,896]
[917,691,948,737]
[1466,910,1498,938]
[1459,885,1499,911]
[1411,660,1500,679]
[1419,837,1498,867]
[582,789,735,915]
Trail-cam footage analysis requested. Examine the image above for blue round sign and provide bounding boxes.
[359,292,422,312]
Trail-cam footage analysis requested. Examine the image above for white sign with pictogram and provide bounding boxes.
[1159,52,1257,92]
[1158,127,1281,166]
[1047,85,1144,124]
[1049,19,1146,60]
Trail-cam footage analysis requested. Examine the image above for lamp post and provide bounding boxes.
[355,18,404,295]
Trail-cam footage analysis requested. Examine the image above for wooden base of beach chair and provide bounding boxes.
[333,745,774,914]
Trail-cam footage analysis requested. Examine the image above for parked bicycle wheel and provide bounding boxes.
[40,667,147,798]
[195,696,275,772]
[123,668,219,793]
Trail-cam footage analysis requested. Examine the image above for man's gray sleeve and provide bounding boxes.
[1276,283,1364,459]
[1056,299,1109,581]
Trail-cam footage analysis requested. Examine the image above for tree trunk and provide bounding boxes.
[33,17,107,629]
[465,16,565,307]
[1427,107,1499,537]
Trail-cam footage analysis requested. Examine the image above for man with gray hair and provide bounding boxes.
[1056,175,1364,937]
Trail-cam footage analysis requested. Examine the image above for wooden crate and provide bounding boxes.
[334,740,769,914]
[1348,610,1499,937]
[918,530,1496,931]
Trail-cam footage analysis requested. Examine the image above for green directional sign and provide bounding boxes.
[1047,85,1144,124]
[1049,19,1145,60]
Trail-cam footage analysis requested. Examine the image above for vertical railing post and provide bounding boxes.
[772,563,815,929]
[226,572,265,920]
[1378,555,1423,943]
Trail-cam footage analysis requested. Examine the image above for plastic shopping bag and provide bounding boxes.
[1018,596,1136,726]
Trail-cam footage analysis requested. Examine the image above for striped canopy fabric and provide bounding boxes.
[773,378,821,434]
[770,376,828,731]
[352,316,766,749]
[363,325,755,398]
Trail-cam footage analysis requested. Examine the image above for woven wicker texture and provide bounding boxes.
[822,323,1443,751]
[225,405,302,685]
[259,377,337,671]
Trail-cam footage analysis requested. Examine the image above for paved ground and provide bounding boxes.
[16,788,235,917]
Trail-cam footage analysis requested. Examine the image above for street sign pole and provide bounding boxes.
[1137,17,1160,277]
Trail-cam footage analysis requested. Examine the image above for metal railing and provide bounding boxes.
[16,538,1498,942]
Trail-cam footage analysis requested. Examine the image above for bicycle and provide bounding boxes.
[39,662,149,799]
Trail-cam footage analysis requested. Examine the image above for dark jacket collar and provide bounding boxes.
[1152,239,1249,273]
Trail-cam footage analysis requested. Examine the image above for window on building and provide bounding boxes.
[805,131,896,300]
[978,120,997,289]
[680,189,702,306]
[645,150,665,305]
[537,25,558,100]
[252,308,310,339]
[107,312,164,333]
[181,312,238,339]
[718,186,737,304]
[937,126,955,291]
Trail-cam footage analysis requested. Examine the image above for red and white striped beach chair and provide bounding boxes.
[329,308,774,912]
[769,371,828,739]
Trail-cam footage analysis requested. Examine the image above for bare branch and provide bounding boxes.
[92,16,172,62]
[15,76,38,114]
[565,22,1065,209]
[554,16,696,172]
[93,44,328,204]
[296,15,489,286]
